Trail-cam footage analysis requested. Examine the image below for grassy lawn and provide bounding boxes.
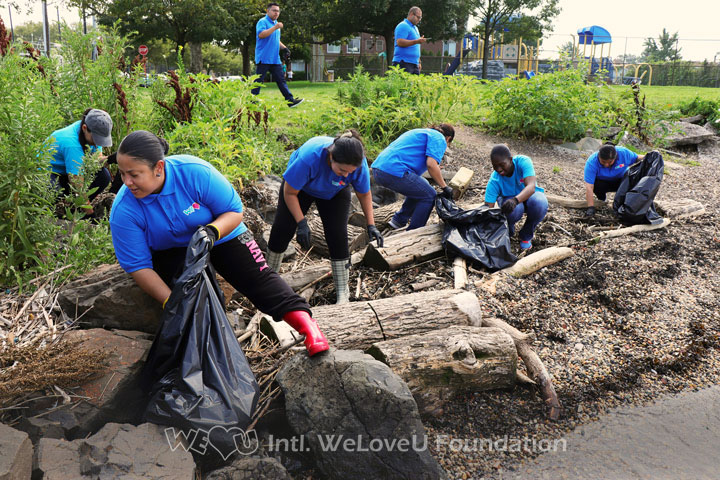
[608,85,720,108]
[249,80,342,130]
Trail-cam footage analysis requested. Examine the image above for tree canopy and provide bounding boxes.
[642,28,681,62]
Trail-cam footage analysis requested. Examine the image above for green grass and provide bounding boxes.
[248,80,342,130]
[607,85,720,108]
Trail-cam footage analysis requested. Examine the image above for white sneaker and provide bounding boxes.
[388,218,404,230]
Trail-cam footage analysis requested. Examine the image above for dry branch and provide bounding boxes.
[593,218,670,240]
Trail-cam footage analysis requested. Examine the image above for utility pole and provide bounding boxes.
[42,0,50,56]
[57,6,62,42]
[8,5,14,41]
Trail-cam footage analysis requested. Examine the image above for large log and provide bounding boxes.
[307,215,368,257]
[363,223,444,271]
[546,194,606,209]
[348,201,403,228]
[655,199,706,219]
[264,289,483,350]
[501,247,574,278]
[280,263,331,291]
[367,326,517,415]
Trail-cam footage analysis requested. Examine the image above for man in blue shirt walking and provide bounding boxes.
[392,6,426,74]
[252,3,303,107]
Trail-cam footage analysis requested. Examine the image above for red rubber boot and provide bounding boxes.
[282,311,329,356]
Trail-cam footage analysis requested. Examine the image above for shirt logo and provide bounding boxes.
[615,163,625,169]
[332,180,346,187]
[183,202,201,216]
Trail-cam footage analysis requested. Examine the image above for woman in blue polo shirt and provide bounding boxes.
[584,144,645,217]
[109,130,328,356]
[371,124,455,231]
[266,131,383,304]
[484,144,548,250]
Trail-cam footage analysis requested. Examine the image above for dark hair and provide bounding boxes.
[328,130,365,166]
[118,130,170,168]
[431,123,455,143]
[80,107,93,126]
[267,2,279,9]
[598,143,617,161]
[490,144,512,163]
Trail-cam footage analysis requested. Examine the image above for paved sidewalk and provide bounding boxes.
[504,386,720,480]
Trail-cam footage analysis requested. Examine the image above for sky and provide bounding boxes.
[5,0,720,61]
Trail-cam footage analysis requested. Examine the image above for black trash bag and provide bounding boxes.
[435,196,517,271]
[613,151,664,225]
[141,229,259,456]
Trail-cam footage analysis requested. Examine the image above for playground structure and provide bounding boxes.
[454,33,540,79]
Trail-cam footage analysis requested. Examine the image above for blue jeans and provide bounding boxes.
[251,63,294,101]
[372,169,437,230]
[500,191,548,241]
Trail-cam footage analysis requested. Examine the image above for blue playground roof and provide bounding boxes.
[577,26,612,45]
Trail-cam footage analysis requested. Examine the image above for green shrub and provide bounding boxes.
[679,96,720,124]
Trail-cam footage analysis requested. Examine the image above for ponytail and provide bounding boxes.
[328,130,365,166]
[118,130,169,168]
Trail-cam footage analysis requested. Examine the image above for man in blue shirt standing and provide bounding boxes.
[584,143,645,217]
[252,3,303,107]
[392,6,426,74]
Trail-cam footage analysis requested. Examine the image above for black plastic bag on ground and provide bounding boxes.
[613,151,664,225]
[435,196,517,271]
[141,229,259,456]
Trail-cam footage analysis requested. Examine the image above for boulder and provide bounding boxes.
[276,349,445,480]
[17,329,152,440]
[703,121,718,135]
[0,423,32,480]
[664,121,716,147]
[698,137,720,162]
[58,264,161,333]
[204,456,291,480]
[576,137,603,152]
[33,423,196,479]
[679,114,705,124]
[619,132,651,152]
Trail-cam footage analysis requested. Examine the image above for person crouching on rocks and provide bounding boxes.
[484,144,548,251]
[266,130,383,304]
[583,143,645,218]
[109,130,328,356]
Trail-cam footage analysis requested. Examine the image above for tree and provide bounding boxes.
[11,21,61,45]
[472,0,560,79]
[642,28,681,62]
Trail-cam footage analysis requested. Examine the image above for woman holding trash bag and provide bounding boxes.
[109,130,328,356]
[484,144,548,251]
[583,143,645,218]
[370,124,455,231]
[266,130,383,304]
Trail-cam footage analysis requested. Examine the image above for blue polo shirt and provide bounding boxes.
[45,121,101,175]
[109,154,247,273]
[372,129,447,177]
[584,146,639,184]
[485,155,544,203]
[393,19,421,64]
[283,136,371,200]
[255,15,281,64]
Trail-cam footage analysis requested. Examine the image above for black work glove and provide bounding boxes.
[501,197,519,215]
[368,225,384,247]
[584,206,596,218]
[296,218,311,250]
[198,223,219,248]
[441,186,454,200]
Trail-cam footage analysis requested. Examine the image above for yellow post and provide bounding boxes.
[536,39,541,72]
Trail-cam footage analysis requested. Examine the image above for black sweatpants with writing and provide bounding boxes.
[268,181,352,259]
[152,231,310,321]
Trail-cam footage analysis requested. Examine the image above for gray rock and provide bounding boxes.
[276,349,445,480]
[679,113,705,124]
[664,121,716,147]
[204,456,291,480]
[698,137,720,162]
[17,329,152,440]
[598,126,622,141]
[703,121,719,135]
[619,132,651,152]
[33,423,196,479]
[576,137,603,152]
[0,423,32,480]
[557,142,579,151]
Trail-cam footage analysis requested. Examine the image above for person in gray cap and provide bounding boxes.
[45,108,113,217]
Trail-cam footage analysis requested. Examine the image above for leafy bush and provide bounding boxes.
[679,96,720,125]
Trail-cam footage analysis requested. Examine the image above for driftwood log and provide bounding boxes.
[655,199,706,219]
[593,218,670,240]
[453,257,468,289]
[348,201,403,229]
[367,326,517,415]
[477,247,575,295]
[280,263,331,291]
[307,216,368,257]
[546,194,606,209]
[363,223,444,271]
[263,289,482,350]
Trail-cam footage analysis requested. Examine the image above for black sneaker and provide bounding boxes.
[288,98,304,108]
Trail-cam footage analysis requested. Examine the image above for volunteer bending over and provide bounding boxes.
[266,131,383,304]
[109,130,328,356]
[584,143,645,217]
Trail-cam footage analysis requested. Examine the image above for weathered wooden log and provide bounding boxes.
[367,326,517,413]
[410,278,440,291]
[501,247,574,278]
[453,257,467,289]
[348,201,403,228]
[594,218,670,240]
[280,263,331,291]
[307,216,368,257]
[546,194,606,209]
[362,223,444,271]
[448,167,474,200]
[481,317,561,420]
[264,289,483,350]
[655,199,706,219]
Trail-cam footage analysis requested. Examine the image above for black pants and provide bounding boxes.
[593,178,623,201]
[392,60,420,75]
[152,231,310,321]
[268,181,352,259]
[50,167,111,202]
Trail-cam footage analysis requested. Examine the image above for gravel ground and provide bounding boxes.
[304,126,720,479]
